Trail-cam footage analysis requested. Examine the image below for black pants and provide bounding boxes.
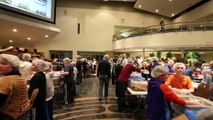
[117,80,127,111]
[64,81,75,103]
[76,72,82,85]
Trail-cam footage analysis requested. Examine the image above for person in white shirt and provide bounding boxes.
[44,62,54,120]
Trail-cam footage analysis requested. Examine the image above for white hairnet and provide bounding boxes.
[0,54,20,68]
[151,65,168,78]
[45,62,53,70]
[19,61,32,80]
[32,59,46,72]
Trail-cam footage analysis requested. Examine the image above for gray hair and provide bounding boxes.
[32,59,47,72]
[103,54,109,61]
[152,57,158,62]
[63,57,71,63]
[128,59,134,64]
[151,65,168,78]
[0,54,20,68]
[173,62,186,72]
[76,55,81,59]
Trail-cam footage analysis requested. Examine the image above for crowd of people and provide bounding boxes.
[97,53,213,120]
[1,49,213,120]
[0,51,97,120]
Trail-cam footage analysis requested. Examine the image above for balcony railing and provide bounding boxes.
[113,20,213,41]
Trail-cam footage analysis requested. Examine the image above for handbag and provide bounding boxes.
[195,83,211,99]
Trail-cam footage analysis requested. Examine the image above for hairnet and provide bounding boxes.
[32,59,46,72]
[0,54,20,68]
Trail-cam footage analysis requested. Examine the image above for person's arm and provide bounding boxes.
[0,93,8,107]
[160,84,185,106]
[165,76,172,86]
[30,88,39,105]
[160,84,201,106]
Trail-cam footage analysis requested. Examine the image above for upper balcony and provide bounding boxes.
[113,21,213,52]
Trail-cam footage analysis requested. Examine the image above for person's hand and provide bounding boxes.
[180,89,190,95]
[185,99,203,106]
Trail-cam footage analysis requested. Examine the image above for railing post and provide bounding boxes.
[189,22,192,31]
[204,21,206,31]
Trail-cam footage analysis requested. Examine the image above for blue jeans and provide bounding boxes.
[99,75,110,98]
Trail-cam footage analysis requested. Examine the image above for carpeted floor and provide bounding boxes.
[53,77,147,120]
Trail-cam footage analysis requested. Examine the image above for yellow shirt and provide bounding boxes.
[0,75,30,119]
[165,74,193,90]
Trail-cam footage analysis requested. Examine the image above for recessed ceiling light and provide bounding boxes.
[9,40,13,43]
[13,29,17,32]
[123,0,126,1]
[200,25,203,27]
[45,35,48,38]
[169,0,172,2]
[104,0,108,1]
[155,9,159,12]
[171,13,175,16]
[27,37,31,40]
[139,5,142,8]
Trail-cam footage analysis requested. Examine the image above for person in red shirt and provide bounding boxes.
[117,59,141,112]
[147,65,201,120]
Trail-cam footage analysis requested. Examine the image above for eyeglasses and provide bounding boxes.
[177,67,184,69]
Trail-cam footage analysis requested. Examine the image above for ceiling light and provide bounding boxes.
[139,5,142,8]
[171,13,175,16]
[123,0,126,1]
[9,40,13,43]
[13,29,17,32]
[155,9,159,12]
[200,25,203,27]
[169,0,172,2]
[104,0,108,1]
[45,35,48,38]
[27,37,31,40]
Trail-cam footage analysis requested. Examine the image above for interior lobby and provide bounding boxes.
[1,0,213,120]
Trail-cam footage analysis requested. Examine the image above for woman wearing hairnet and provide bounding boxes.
[147,65,201,120]
[0,54,30,120]
[28,58,48,120]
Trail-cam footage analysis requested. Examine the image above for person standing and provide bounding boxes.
[82,59,88,78]
[44,62,54,120]
[61,58,75,104]
[76,55,82,85]
[97,54,111,101]
[0,54,30,120]
[29,58,48,120]
[114,59,123,98]
[159,18,165,32]
[117,59,141,112]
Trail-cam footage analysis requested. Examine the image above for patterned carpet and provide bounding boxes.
[53,77,147,120]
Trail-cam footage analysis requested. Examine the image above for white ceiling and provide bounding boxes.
[0,18,60,46]
[0,0,211,48]
[134,0,204,18]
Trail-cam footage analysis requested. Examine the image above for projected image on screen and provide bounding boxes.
[0,0,55,23]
